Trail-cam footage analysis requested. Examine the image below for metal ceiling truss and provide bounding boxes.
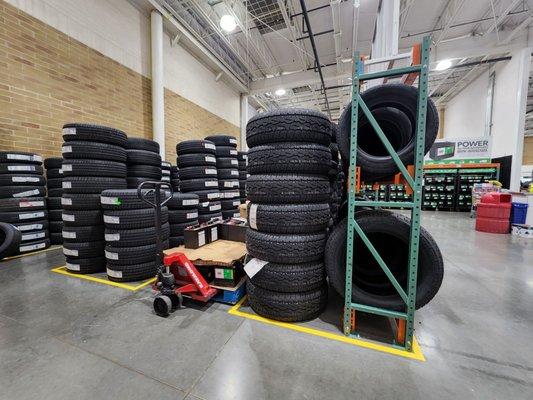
[432,0,467,45]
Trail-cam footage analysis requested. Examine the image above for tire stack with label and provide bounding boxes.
[167,193,199,247]
[205,135,240,219]
[61,123,128,274]
[170,166,179,191]
[176,140,222,223]
[0,151,50,254]
[101,189,169,281]
[237,151,248,204]
[44,157,64,245]
[245,109,332,322]
[126,138,162,189]
[161,161,171,184]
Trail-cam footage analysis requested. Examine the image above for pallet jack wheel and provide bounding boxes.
[154,295,172,317]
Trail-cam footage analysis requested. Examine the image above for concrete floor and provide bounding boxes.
[0,212,531,400]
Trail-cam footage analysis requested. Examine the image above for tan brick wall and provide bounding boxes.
[523,136,533,165]
[0,0,239,163]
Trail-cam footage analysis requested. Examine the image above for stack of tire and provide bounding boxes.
[167,193,199,247]
[170,166,179,191]
[126,138,161,189]
[176,140,221,223]
[205,135,240,219]
[237,151,248,204]
[161,161,171,183]
[328,142,340,224]
[0,151,50,255]
[44,157,64,245]
[245,109,333,322]
[61,123,128,274]
[101,189,169,281]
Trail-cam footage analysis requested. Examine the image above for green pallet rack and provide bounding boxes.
[344,36,431,352]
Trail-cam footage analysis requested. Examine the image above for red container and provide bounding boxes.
[481,192,511,204]
[475,217,510,234]
[477,203,511,219]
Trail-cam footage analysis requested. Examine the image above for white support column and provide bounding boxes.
[151,10,165,159]
[240,94,249,151]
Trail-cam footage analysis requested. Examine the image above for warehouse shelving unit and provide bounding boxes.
[343,36,431,352]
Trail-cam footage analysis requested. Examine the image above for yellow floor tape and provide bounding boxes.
[228,296,425,361]
[2,245,62,261]
[51,266,155,291]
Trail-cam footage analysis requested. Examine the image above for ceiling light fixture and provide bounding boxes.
[435,59,452,71]
[275,88,286,96]
[220,14,237,32]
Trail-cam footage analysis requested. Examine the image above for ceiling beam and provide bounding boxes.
[484,0,521,35]
[433,0,467,45]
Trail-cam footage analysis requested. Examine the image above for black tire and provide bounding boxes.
[127,149,161,167]
[4,187,41,203]
[18,238,50,254]
[50,232,63,245]
[104,223,170,247]
[62,193,101,210]
[180,178,218,192]
[62,123,128,146]
[237,151,247,162]
[221,199,240,210]
[218,179,239,190]
[13,219,49,232]
[0,222,22,259]
[170,221,198,236]
[65,256,105,274]
[126,137,160,153]
[247,203,330,233]
[246,108,332,147]
[246,229,326,263]
[105,241,168,266]
[238,160,247,170]
[100,189,168,210]
[103,207,168,229]
[239,171,248,180]
[216,157,239,169]
[174,166,218,179]
[46,168,63,179]
[246,174,330,204]
[222,209,240,219]
[204,135,237,147]
[0,151,42,165]
[62,177,126,193]
[0,164,43,175]
[176,140,216,156]
[62,225,105,242]
[63,240,105,258]
[170,179,180,189]
[247,279,327,322]
[198,212,222,223]
[324,211,444,310]
[127,177,158,189]
[250,259,325,293]
[0,209,47,223]
[48,210,63,221]
[46,178,62,189]
[62,210,103,226]
[20,229,48,242]
[167,193,199,209]
[198,201,221,214]
[61,159,127,178]
[44,157,63,169]
[247,143,331,175]
[216,168,239,180]
[168,236,184,248]
[62,141,127,162]
[127,165,162,179]
[49,221,63,233]
[337,84,439,180]
[177,153,217,168]
[214,147,238,157]
[46,197,62,210]
[0,174,45,186]
[106,260,158,282]
[47,188,63,197]
[0,197,46,212]
[168,209,199,224]
[194,190,220,202]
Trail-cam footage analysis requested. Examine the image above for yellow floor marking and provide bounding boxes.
[51,266,156,291]
[2,245,61,261]
[228,296,425,361]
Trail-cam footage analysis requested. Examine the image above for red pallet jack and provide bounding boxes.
[137,181,218,317]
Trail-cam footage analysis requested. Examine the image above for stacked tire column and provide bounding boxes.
[61,123,128,274]
[102,190,169,281]
[245,109,333,322]
[167,193,199,247]
[126,138,162,189]
[205,135,240,219]
[176,140,222,223]
[44,157,64,245]
[237,151,248,204]
[161,161,171,184]
[0,151,50,254]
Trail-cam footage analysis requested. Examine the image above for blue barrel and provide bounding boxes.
[510,202,528,224]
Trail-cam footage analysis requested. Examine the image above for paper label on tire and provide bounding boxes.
[211,227,218,241]
[229,138,237,145]
[231,170,238,176]
[224,191,239,199]
[12,176,40,183]
[204,143,216,150]
[224,181,238,188]
[101,196,120,205]
[105,250,119,260]
[62,127,76,135]
[22,232,45,241]
[19,200,44,208]
[205,156,216,163]
[209,204,221,211]
[232,200,240,206]
[105,233,120,241]
[14,189,40,197]
[62,164,73,172]
[7,154,31,161]
[232,212,240,218]
[61,198,72,206]
[183,199,199,206]
[62,231,76,239]
[62,146,72,153]
[204,181,217,187]
[62,181,72,189]
[63,248,78,256]
[106,268,122,278]
[20,242,45,252]
[205,168,217,175]
[66,262,80,271]
[230,159,238,166]
[186,212,198,219]
[16,223,41,231]
[62,213,75,222]
[8,165,35,172]
[244,257,268,278]
[207,192,219,199]
[249,204,258,229]
[103,215,120,224]
[19,211,44,220]
[229,150,237,155]
[162,169,170,175]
